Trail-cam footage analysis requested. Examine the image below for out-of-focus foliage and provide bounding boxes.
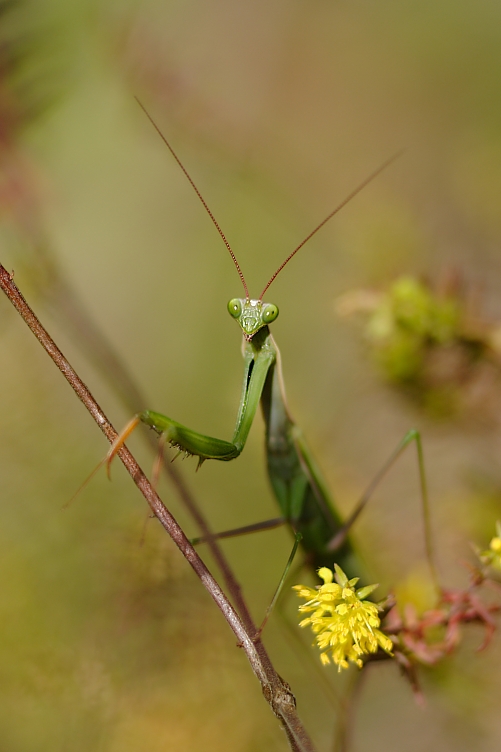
[1,1,501,751]
[338,274,501,417]
[478,521,501,572]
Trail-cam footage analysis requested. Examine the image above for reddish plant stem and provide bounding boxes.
[0,263,316,752]
[38,254,259,639]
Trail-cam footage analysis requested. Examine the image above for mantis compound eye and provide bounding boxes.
[227,299,242,318]
[262,304,279,324]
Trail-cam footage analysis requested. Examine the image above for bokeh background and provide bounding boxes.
[1,1,501,750]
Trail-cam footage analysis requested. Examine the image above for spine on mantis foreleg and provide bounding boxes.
[261,333,360,575]
[139,411,241,463]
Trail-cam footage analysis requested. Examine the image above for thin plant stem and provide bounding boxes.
[0,263,317,752]
[32,246,260,637]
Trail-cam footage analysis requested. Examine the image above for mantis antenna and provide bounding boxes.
[258,149,404,300]
[136,97,402,303]
[135,97,250,300]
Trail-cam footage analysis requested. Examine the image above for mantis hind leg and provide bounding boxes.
[327,428,439,593]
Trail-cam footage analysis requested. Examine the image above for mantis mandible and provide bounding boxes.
[110,103,431,580]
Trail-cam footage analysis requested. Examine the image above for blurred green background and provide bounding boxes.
[1,0,501,750]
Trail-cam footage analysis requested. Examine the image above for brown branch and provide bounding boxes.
[0,263,317,752]
[35,248,259,639]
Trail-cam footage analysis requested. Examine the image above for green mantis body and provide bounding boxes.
[141,297,356,573]
[128,102,409,579]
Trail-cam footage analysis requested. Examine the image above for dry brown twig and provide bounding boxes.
[0,262,317,752]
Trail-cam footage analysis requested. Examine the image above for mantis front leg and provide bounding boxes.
[113,325,276,466]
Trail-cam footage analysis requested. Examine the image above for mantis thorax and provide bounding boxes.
[227,298,279,340]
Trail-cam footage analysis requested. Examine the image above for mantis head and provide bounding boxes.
[227,298,279,340]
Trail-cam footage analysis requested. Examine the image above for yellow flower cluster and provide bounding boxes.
[293,564,393,671]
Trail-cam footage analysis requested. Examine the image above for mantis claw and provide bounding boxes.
[105,415,141,478]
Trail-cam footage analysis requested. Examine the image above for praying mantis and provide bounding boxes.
[109,103,434,583]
